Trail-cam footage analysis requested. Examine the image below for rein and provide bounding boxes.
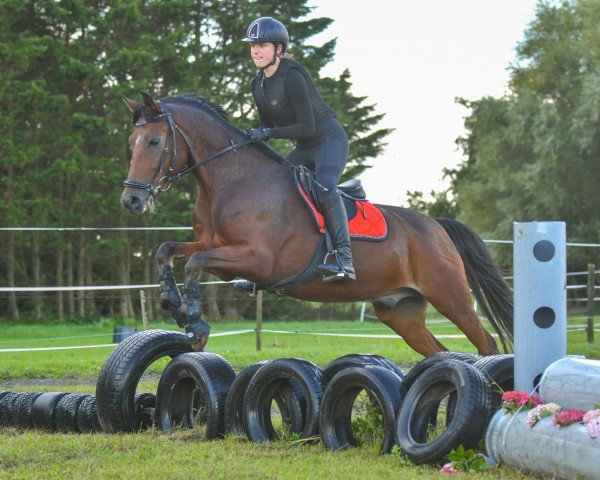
[123,101,329,197]
[123,103,253,195]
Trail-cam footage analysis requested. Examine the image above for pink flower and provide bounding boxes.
[526,403,562,428]
[501,390,542,414]
[440,463,458,474]
[552,409,587,427]
[583,409,600,439]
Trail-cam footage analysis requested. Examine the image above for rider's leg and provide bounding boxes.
[313,130,355,282]
[316,184,356,281]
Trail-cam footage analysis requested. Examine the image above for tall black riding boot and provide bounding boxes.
[316,190,356,282]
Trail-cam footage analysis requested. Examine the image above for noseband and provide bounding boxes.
[123,102,253,195]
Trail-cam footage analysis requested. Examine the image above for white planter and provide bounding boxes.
[539,357,600,410]
[485,410,600,480]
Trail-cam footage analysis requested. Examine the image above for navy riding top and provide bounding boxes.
[251,58,336,148]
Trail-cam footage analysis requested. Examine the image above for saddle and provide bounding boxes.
[294,166,388,241]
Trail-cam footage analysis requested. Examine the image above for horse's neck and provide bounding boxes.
[195,141,290,205]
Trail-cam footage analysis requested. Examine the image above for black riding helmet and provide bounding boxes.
[243,17,289,66]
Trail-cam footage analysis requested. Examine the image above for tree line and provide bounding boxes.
[408,0,599,274]
[0,0,391,323]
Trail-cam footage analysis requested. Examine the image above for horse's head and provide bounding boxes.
[121,92,189,214]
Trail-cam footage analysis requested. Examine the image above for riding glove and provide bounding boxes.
[246,127,272,142]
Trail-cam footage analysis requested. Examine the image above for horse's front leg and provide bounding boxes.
[177,244,270,347]
[155,241,203,316]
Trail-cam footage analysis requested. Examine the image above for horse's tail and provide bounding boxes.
[436,218,514,353]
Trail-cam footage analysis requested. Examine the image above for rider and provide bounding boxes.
[243,16,356,282]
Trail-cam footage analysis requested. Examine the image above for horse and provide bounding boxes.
[120,92,513,356]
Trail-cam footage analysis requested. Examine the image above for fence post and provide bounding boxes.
[359,302,366,322]
[139,290,148,330]
[587,263,595,343]
[256,290,263,351]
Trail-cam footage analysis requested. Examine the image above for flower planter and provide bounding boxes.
[485,410,600,480]
[539,357,600,410]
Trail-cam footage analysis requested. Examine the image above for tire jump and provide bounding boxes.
[0,329,514,467]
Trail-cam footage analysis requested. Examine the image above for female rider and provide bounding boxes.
[243,16,355,282]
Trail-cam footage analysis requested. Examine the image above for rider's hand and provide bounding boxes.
[245,128,271,142]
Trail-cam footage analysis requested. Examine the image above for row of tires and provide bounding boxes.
[0,391,102,433]
[92,329,514,465]
[0,390,156,434]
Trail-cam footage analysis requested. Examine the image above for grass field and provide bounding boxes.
[0,317,597,479]
[1,316,597,380]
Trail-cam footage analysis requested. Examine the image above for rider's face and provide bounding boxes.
[250,42,277,69]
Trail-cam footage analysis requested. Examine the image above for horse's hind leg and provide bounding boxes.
[421,273,499,356]
[373,296,447,357]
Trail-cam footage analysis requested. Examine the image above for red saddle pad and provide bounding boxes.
[298,185,388,241]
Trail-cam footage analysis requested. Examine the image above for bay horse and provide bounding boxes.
[120,92,513,356]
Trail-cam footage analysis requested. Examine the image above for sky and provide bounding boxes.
[306,0,540,205]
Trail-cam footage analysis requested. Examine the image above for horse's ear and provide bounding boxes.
[121,96,140,113]
[140,92,162,114]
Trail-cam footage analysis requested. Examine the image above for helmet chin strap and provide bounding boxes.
[267,42,281,67]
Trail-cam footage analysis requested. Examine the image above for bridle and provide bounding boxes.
[123,103,253,195]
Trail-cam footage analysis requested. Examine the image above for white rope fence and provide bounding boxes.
[2,225,600,246]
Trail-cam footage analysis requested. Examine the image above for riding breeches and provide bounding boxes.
[285,118,349,204]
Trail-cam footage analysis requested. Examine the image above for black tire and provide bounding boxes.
[89,397,103,433]
[14,392,43,429]
[31,392,70,432]
[224,360,271,435]
[1,392,27,428]
[0,391,11,400]
[0,392,16,427]
[396,359,495,465]
[155,352,236,439]
[55,394,90,433]
[473,354,514,410]
[320,365,406,454]
[76,396,103,433]
[433,351,480,364]
[323,354,406,383]
[96,329,194,433]
[403,352,479,392]
[224,360,305,437]
[134,392,156,430]
[76,396,94,433]
[244,358,326,442]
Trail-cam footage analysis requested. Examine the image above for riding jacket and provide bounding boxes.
[251,58,336,148]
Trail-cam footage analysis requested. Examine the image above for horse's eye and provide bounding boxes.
[149,137,160,146]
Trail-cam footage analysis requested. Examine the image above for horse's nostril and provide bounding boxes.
[121,194,144,213]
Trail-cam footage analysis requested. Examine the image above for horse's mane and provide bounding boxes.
[162,93,229,122]
[157,93,287,165]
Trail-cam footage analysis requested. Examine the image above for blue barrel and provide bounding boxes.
[112,326,137,343]
[539,357,600,410]
[486,410,600,479]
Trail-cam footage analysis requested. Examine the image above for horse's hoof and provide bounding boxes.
[185,320,211,346]
[190,334,209,351]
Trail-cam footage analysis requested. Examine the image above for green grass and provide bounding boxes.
[0,317,598,380]
[0,318,595,479]
[0,429,539,480]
